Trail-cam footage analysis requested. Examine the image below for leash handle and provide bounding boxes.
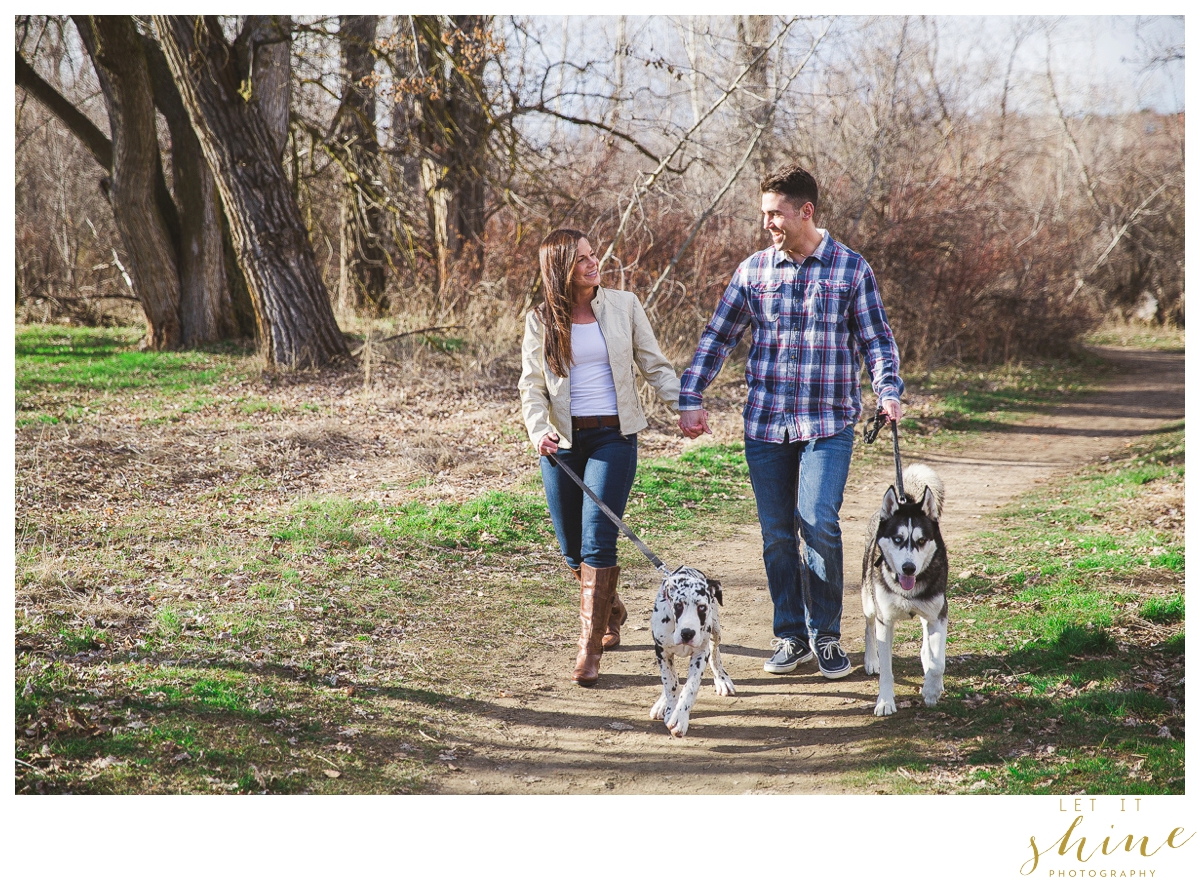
[863,408,888,444]
[865,407,906,501]
[547,452,672,576]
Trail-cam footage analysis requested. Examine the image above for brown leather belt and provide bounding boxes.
[572,415,620,430]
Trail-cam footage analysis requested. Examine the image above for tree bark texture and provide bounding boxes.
[411,15,491,291]
[75,16,183,350]
[335,14,387,313]
[140,34,234,346]
[235,16,292,161]
[155,15,348,369]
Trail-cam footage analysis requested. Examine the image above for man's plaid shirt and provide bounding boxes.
[679,231,903,443]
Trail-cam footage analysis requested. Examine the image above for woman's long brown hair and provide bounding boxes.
[537,228,588,378]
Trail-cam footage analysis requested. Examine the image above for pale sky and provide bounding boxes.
[976,15,1184,114]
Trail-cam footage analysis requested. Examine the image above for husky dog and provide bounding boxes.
[862,463,948,716]
[650,567,736,737]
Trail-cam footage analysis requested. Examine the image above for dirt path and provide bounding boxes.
[436,347,1184,794]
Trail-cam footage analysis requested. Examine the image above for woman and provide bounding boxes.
[519,229,680,686]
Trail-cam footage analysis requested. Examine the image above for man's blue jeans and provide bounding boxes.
[744,423,855,643]
[540,427,638,570]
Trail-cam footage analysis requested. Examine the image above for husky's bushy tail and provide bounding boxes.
[900,463,944,520]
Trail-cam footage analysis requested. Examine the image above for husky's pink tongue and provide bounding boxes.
[899,574,917,591]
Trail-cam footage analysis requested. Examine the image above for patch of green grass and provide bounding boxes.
[238,398,281,415]
[626,443,754,533]
[16,327,236,394]
[273,498,370,546]
[1007,624,1116,672]
[58,624,109,653]
[15,324,246,425]
[1085,321,1185,351]
[155,606,183,637]
[15,324,144,358]
[188,678,249,712]
[422,334,466,353]
[1148,549,1184,571]
[15,651,447,794]
[272,492,552,552]
[1140,593,1183,624]
[388,492,550,549]
[984,746,1181,795]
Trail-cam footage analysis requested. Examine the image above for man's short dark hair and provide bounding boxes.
[760,164,819,210]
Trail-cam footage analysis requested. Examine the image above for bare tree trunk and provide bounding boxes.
[140,34,234,345]
[74,15,182,350]
[236,16,292,161]
[411,14,491,292]
[420,156,452,291]
[334,14,387,314]
[388,16,422,191]
[155,14,348,369]
[174,128,234,345]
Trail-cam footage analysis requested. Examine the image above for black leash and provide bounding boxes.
[863,408,906,501]
[547,452,672,577]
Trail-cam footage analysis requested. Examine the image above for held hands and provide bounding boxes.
[678,409,712,439]
[537,432,560,456]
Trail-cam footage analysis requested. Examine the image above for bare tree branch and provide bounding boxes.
[600,16,802,269]
[643,20,831,310]
[1067,180,1169,301]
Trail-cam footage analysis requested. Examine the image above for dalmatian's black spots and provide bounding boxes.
[649,566,737,737]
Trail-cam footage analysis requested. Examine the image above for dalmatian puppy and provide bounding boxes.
[649,566,736,737]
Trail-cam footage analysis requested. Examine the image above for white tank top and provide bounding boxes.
[570,322,619,416]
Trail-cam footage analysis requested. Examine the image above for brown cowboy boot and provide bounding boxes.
[572,564,619,686]
[569,563,623,647]
[602,591,628,649]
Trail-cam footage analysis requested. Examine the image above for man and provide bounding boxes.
[678,164,904,679]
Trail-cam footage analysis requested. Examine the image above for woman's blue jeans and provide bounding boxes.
[744,423,855,644]
[540,427,638,570]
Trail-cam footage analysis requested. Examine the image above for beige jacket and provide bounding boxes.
[519,287,680,449]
